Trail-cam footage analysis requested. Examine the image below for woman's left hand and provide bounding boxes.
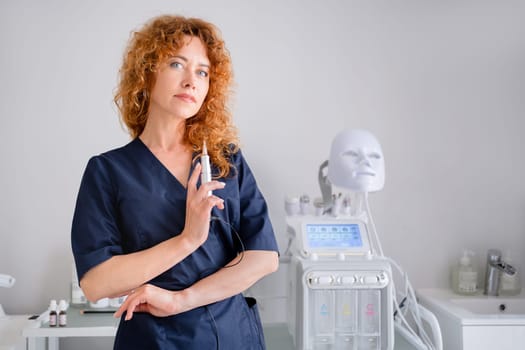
[114,284,183,321]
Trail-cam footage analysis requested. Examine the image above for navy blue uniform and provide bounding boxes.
[71,138,279,349]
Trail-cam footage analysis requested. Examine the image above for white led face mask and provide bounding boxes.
[327,129,385,192]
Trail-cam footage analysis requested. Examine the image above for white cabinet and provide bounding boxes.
[463,326,525,350]
[418,288,525,350]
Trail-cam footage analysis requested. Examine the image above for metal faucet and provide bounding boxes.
[484,249,516,296]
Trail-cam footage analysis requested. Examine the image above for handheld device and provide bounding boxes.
[201,141,212,196]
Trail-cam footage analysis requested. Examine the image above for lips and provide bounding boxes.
[174,93,196,103]
[352,169,376,178]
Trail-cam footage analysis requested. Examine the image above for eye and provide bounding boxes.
[368,152,381,159]
[170,61,183,69]
[197,70,209,78]
[342,150,359,157]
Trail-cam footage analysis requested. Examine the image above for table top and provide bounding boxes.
[22,306,118,338]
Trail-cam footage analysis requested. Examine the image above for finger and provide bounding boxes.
[114,289,136,318]
[187,163,202,194]
[114,302,133,320]
[125,308,134,321]
[124,297,143,321]
[114,306,123,318]
[204,195,225,212]
[199,181,226,197]
[114,298,131,318]
[114,296,136,320]
[115,291,143,321]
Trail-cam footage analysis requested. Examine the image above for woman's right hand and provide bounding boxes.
[182,162,225,247]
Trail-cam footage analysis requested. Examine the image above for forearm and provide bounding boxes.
[178,250,279,313]
[80,234,196,302]
[80,175,226,302]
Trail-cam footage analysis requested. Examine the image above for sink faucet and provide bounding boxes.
[484,249,516,296]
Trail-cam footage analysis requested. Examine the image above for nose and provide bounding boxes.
[358,151,371,166]
[181,72,196,89]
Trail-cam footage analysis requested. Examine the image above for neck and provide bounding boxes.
[139,112,189,152]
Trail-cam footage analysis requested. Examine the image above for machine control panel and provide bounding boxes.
[306,270,389,289]
[287,216,372,258]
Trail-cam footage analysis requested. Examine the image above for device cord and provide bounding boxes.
[203,217,248,350]
[364,193,438,350]
[210,216,245,268]
[385,257,437,350]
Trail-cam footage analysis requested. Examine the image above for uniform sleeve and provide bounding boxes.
[236,151,279,253]
[71,156,123,281]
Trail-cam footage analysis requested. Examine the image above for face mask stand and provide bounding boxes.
[285,129,442,350]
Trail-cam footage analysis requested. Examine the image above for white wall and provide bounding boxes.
[1,0,525,347]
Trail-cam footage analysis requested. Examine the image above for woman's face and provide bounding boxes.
[148,35,210,121]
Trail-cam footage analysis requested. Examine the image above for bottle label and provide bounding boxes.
[458,271,477,293]
[49,313,57,327]
[59,313,67,327]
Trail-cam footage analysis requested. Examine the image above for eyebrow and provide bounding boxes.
[172,55,210,69]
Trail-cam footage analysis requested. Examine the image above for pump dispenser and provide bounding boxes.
[452,250,478,295]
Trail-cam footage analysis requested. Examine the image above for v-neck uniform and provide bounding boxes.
[135,137,194,193]
[71,138,278,349]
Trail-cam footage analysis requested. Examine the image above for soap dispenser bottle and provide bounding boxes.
[452,249,478,295]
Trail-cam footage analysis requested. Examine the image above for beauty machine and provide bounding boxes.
[285,130,442,350]
[286,216,393,350]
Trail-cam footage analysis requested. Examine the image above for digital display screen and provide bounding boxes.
[306,223,363,248]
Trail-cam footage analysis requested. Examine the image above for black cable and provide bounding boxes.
[210,216,245,268]
[202,216,246,350]
[393,296,407,318]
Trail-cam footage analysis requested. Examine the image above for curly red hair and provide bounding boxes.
[114,15,239,177]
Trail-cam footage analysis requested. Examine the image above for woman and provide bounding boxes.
[71,15,279,349]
